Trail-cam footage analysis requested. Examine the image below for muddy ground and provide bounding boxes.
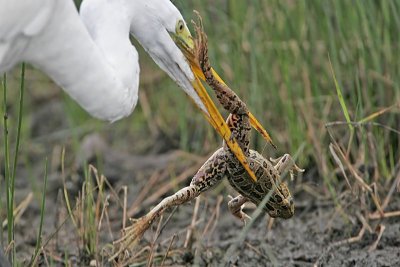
[2,125,398,267]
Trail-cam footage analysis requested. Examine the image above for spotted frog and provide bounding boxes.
[114,22,304,255]
[133,24,303,223]
[190,25,303,220]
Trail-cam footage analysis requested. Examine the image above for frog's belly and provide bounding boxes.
[226,150,278,212]
[227,166,271,211]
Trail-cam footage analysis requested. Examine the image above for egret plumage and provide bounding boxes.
[1,0,199,121]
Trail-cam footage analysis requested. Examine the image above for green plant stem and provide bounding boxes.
[3,63,25,265]
[2,72,13,264]
[30,158,48,266]
[1,73,8,249]
[12,63,25,264]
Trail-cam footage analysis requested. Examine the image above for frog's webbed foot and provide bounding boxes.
[228,195,251,224]
[112,185,201,260]
[270,154,305,181]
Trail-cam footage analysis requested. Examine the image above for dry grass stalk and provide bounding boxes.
[147,214,164,266]
[321,110,400,261]
[368,224,385,252]
[127,171,162,217]
[184,197,201,249]
[111,164,207,263]
[161,233,177,265]
[314,225,367,267]
[1,192,33,228]
[201,195,223,243]
[122,186,127,229]
[110,184,198,261]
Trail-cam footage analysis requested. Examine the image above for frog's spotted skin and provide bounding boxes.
[195,25,302,220]
[116,23,304,252]
[135,22,304,224]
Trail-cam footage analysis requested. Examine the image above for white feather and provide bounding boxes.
[0,0,203,121]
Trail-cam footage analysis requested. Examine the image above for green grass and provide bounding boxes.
[30,158,48,266]
[2,63,25,265]
[1,0,399,265]
[174,0,399,173]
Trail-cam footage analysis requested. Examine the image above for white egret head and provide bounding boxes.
[127,0,206,111]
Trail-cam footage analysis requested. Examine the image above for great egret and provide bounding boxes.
[0,0,273,180]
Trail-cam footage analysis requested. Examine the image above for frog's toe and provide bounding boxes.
[289,164,305,180]
[293,164,305,173]
[228,202,250,223]
[242,212,252,225]
[269,156,281,164]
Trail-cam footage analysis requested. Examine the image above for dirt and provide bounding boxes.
[1,104,399,266]
[123,194,400,267]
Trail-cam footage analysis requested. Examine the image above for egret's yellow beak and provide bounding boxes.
[172,24,275,183]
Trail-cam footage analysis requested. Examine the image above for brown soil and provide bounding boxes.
[2,131,399,267]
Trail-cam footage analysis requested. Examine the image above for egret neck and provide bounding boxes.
[23,0,139,122]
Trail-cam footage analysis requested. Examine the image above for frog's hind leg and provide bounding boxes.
[270,154,304,180]
[113,149,227,258]
[228,194,251,224]
[112,184,201,258]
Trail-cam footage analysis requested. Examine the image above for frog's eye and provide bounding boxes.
[176,20,185,34]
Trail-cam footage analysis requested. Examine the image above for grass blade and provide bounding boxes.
[358,104,397,124]
[30,158,48,266]
[2,63,26,265]
[2,71,13,265]
[11,63,25,202]
[2,73,10,252]
[328,56,353,131]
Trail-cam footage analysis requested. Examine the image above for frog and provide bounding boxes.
[113,21,303,255]
[142,25,302,221]
[186,23,304,220]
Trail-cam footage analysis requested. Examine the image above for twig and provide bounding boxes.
[314,225,366,267]
[98,195,110,231]
[381,170,400,211]
[369,210,400,220]
[245,241,270,261]
[147,214,164,267]
[368,169,400,220]
[184,197,201,249]
[2,193,33,228]
[325,121,400,136]
[161,234,176,266]
[122,186,127,229]
[201,195,222,243]
[355,212,372,233]
[329,142,371,192]
[267,217,275,231]
[329,143,352,189]
[368,224,385,252]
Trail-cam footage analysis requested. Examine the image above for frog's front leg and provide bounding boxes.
[270,154,304,180]
[153,148,228,215]
[148,148,228,221]
[228,194,251,224]
[191,148,228,192]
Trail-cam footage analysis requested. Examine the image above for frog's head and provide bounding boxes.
[264,181,294,219]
